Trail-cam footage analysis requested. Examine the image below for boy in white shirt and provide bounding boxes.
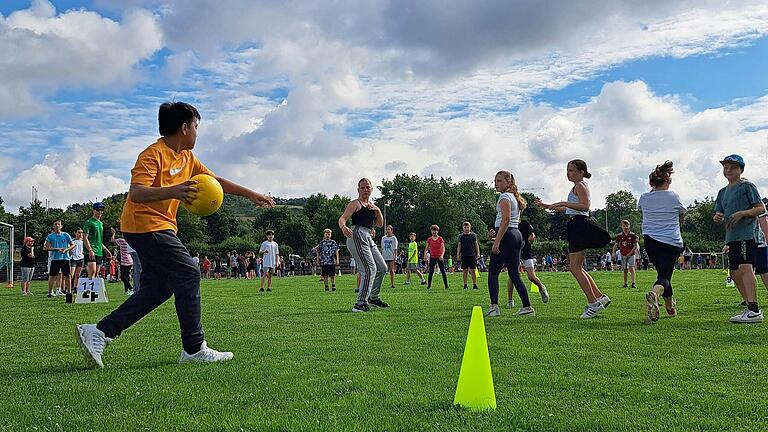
[259,230,279,293]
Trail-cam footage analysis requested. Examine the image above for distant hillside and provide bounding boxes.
[223,195,306,217]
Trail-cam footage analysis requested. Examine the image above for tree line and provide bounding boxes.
[0,175,728,262]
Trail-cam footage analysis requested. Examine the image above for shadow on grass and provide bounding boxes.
[0,359,178,379]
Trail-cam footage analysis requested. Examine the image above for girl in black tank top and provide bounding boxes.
[351,200,376,229]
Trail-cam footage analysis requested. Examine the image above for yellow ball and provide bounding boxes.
[182,174,223,216]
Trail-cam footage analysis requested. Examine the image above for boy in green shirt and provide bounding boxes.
[714,154,765,323]
[83,202,112,278]
[405,232,426,285]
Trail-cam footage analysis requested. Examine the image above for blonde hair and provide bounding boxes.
[496,170,527,211]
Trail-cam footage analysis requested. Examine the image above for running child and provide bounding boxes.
[260,231,279,292]
[611,220,638,288]
[713,154,765,323]
[381,225,399,288]
[318,228,340,291]
[535,159,611,319]
[639,161,685,322]
[338,178,388,312]
[487,171,534,317]
[513,219,548,304]
[405,232,427,285]
[456,221,480,290]
[425,225,449,290]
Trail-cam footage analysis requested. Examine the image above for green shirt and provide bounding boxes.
[83,217,104,257]
[408,241,419,264]
[714,180,763,243]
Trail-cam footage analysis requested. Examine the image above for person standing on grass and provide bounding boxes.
[612,220,638,288]
[110,228,134,295]
[425,225,449,290]
[515,219,549,304]
[682,247,693,270]
[405,232,427,285]
[75,101,275,369]
[83,202,111,279]
[20,237,35,296]
[713,154,765,323]
[69,229,85,289]
[457,221,480,290]
[44,221,75,301]
[339,178,389,312]
[213,256,222,280]
[486,171,534,317]
[318,228,340,292]
[639,161,685,322]
[381,225,398,289]
[260,231,279,293]
[536,159,611,319]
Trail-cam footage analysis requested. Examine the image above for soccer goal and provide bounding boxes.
[0,222,14,288]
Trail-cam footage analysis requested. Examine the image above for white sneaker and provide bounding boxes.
[597,295,611,309]
[515,306,535,316]
[126,290,134,296]
[179,341,234,364]
[506,299,515,308]
[580,302,605,319]
[487,304,500,317]
[730,309,764,323]
[75,324,111,369]
[540,285,549,303]
[55,289,64,296]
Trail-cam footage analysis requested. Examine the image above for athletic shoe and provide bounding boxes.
[487,304,500,317]
[47,293,53,298]
[540,285,549,303]
[506,299,515,308]
[259,288,264,293]
[179,341,234,364]
[404,281,411,285]
[368,298,390,308]
[515,306,535,317]
[579,302,605,319]
[331,286,336,292]
[622,284,628,288]
[390,285,396,289]
[631,283,636,289]
[420,280,427,285]
[75,324,112,369]
[597,295,611,309]
[126,290,134,296]
[266,288,272,292]
[463,284,468,290]
[22,292,27,296]
[324,287,329,291]
[730,309,764,323]
[666,298,677,317]
[472,285,478,290]
[55,289,64,296]
[352,303,370,313]
[646,292,660,322]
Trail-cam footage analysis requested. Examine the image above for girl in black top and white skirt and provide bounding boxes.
[536,159,611,319]
[339,178,389,312]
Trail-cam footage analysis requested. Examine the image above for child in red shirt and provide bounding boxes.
[424,224,449,289]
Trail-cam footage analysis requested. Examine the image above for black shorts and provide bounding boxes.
[321,264,336,277]
[683,255,692,262]
[461,256,477,269]
[49,260,71,277]
[70,259,84,267]
[567,215,611,253]
[755,247,768,275]
[85,254,104,265]
[727,240,757,270]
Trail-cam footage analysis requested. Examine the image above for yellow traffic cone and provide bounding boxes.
[530,282,539,293]
[474,268,480,279]
[454,306,496,411]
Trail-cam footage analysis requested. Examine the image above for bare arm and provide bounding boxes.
[216,176,275,208]
[128,182,198,204]
[338,200,360,238]
[493,200,511,254]
[475,238,480,258]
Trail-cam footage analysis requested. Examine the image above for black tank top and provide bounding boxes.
[351,200,376,229]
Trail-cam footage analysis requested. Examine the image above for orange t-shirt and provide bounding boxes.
[120,138,214,234]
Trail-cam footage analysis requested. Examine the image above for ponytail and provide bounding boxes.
[496,170,527,210]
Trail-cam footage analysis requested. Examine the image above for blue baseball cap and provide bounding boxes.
[720,154,745,170]
[93,202,105,210]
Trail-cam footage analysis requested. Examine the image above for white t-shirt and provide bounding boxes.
[495,192,520,228]
[381,235,398,261]
[260,241,279,269]
[639,190,685,248]
[71,239,84,260]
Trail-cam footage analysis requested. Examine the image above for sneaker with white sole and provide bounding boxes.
[540,285,549,303]
[506,299,515,308]
[55,289,64,296]
[515,306,535,316]
[597,295,611,309]
[75,324,112,369]
[730,309,764,323]
[487,304,500,317]
[179,341,234,364]
[579,302,605,319]
[646,292,660,322]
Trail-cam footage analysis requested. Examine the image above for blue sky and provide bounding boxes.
[2,1,768,210]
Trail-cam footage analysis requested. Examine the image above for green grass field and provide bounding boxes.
[2,269,767,431]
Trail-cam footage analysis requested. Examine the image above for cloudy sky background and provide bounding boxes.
[2,0,768,211]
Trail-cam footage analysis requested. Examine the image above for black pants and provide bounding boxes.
[644,235,682,298]
[120,265,133,292]
[489,227,529,307]
[428,258,448,289]
[97,230,204,354]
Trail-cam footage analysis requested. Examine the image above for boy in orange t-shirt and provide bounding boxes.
[76,102,275,368]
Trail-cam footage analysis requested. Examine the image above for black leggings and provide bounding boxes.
[644,235,681,298]
[120,265,133,292]
[489,227,529,307]
[428,258,448,288]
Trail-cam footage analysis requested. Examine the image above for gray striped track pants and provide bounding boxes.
[347,225,387,303]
